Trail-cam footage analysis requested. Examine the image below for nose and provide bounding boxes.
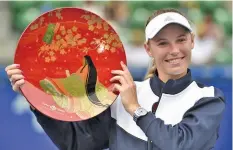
[170,44,180,56]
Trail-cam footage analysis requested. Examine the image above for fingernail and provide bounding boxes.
[16,64,20,68]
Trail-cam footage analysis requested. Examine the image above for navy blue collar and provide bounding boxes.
[149,69,193,96]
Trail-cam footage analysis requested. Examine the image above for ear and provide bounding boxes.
[190,33,195,49]
[144,41,152,57]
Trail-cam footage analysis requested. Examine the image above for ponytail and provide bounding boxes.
[144,58,156,80]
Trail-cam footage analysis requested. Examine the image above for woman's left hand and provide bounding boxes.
[110,61,140,116]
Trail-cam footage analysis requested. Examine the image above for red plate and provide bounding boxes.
[14,7,126,121]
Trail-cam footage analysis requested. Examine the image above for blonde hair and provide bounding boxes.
[144,8,188,80]
[145,58,156,80]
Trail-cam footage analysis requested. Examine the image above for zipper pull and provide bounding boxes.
[152,102,159,114]
[147,140,153,150]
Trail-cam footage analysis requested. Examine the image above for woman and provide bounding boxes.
[5,8,225,150]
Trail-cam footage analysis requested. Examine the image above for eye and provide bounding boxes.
[177,38,186,42]
[158,42,168,46]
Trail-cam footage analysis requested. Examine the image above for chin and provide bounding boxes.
[167,67,187,77]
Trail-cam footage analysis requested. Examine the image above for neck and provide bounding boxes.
[157,70,187,83]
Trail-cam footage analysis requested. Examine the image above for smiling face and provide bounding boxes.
[144,24,195,82]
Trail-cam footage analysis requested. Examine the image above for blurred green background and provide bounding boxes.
[6,1,232,65]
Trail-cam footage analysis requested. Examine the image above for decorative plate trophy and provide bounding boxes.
[14,7,126,121]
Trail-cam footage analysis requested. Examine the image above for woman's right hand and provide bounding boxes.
[5,64,25,93]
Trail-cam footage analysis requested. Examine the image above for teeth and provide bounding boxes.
[168,58,181,64]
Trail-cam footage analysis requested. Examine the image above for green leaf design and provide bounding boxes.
[40,78,70,109]
[43,23,55,44]
[40,78,62,97]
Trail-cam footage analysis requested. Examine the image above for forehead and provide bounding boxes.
[153,23,189,39]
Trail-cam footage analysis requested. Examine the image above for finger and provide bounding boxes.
[110,75,127,85]
[6,69,23,78]
[12,79,25,91]
[112,62,133,82]
[120,61,128,71]
[111,70,124,75]
[111,69,129,82]
[5,64,20,72]
[111,70,131,84]
[11,74,25,83]
[120,61,134,82]
[113,83,122,92]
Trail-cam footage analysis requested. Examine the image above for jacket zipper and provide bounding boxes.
[147,87,164,150]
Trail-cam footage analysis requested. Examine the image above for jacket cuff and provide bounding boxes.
[136,112,156,133]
